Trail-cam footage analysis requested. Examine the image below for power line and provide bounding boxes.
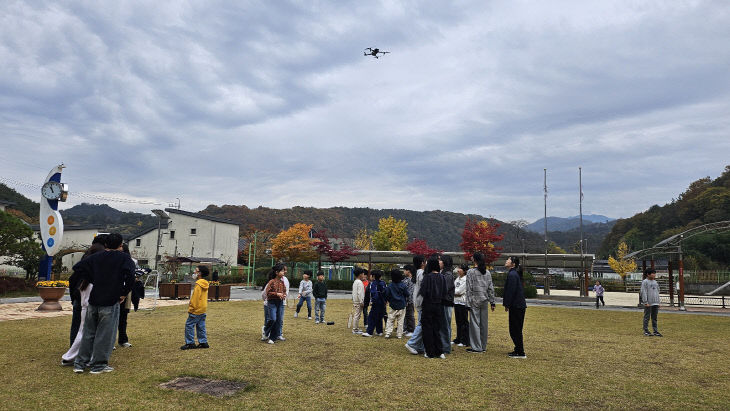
[0,176,168,206]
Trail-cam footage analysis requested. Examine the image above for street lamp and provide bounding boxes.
[151,209,170,271]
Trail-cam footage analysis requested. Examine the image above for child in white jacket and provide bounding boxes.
[350,268,366,334]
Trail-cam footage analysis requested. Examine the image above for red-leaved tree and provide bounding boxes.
[312,229,358,272]
[405,238,442,256]
[460,219,504,263]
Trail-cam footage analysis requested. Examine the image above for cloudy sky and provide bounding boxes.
[2,1,729,223]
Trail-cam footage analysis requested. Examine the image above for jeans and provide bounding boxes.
[469,300,490,352]
[70,299,82,347]
[265,300,284,341]
[422,302,445,358]
[296,295,312,317]
[643,305,659,333]
[315,298,326,322]
[279,301,286,337]
[366,303,385,335]
[508,307,526,355]
[439,305,453,354]
[184,313,207,345]
[406,309,425,353]
[74,303,119,372]
[454,304,470,346]
[405,302,415,333]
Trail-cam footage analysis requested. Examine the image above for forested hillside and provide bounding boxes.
[201,205,546,252]
[0,183,39,222]
[599,165,730,268]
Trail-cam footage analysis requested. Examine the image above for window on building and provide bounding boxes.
[170,230,175,239]
[135,239,141,247]
[190,228,197,235]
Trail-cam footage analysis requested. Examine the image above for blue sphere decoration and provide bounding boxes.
[47,238,54,247]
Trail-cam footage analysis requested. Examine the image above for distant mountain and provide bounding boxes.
[60,203,158,236]
[546,220,617,254]
[0,182,40,222]
[526,214,615,233]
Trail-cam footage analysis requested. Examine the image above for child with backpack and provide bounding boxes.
[362,270,386,337]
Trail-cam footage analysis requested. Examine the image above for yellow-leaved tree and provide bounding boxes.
[372,216,408,251]
[271,223,318,274]
[354,228,372,268]
[607,241,637,285]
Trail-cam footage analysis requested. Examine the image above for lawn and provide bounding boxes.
[1,300,728,410]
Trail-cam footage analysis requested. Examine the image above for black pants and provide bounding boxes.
[596,295,605,308]
[70,299,82,347]
[366,303,385,335]
[454,304,470,345]
[508,307,526,355]
[363,305,369,326]
[422,302,445,358]
[118,304,130,344]
[405,303,415,333]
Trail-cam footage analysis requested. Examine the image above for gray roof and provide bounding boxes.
[0,200,16,206]
[165,208,239,225]
[126,221,169,241]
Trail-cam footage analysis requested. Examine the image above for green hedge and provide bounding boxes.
[494,285,536,298]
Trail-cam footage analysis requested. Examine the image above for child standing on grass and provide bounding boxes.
[362,270,386,337]
[384,269,410,339]
[181,266,210,350]
[452,264,470,347]
[641,268,662,337]
[594,281,605,309]
[265,263,288,344]
[351,268,366,334]
[402,264,416,336]
[313,271,328,324]
[295,270,313,319]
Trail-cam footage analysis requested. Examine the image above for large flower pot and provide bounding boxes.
[208,284,231,301]
[37,287,66,311]
[159,283,192,299]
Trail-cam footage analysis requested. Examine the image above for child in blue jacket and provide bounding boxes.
[384,268,410,339]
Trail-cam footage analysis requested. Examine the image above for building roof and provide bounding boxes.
[165,208,239,225]
[125,221,169,241]
[166,256,226,264]
[0,200,16,207]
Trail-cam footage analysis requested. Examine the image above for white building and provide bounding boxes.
[127,208,239,269]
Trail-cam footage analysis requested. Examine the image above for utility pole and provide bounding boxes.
[542,168,550,295]
[579,167,586,297]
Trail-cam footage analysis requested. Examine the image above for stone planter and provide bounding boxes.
[208,284,231,301]
[37,287,66,311]
[159,283,192,299]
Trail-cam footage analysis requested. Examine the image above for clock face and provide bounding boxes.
[41,181,63,200]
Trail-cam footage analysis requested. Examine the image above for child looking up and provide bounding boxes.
[295,270,313,319]
[313,271,328,324]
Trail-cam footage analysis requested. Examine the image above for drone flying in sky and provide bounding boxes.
[364,47,389,59]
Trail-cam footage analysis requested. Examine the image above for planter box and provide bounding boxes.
[208,284,231,301]
[159,283,192,299]
[37,287,66,311]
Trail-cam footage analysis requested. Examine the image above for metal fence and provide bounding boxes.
[660,294,728,308]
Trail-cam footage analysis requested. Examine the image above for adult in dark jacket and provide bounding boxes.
[362,270,386,337]
[419,254,447,358]
[503,256,527,359]
[72,233,136,374]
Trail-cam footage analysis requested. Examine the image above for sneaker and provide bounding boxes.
[450,341,454,345]
[261,325,267,340]
[112,346,116,350]
[197,343,209,349]
[90,366,114,374]
[439,354,446,359]
[384,335,391,339]
[405,344,418,355]
[294,312,298,318]
[121,342,132,348]
[424,354,430,358]
[397,336,402,339]
[352,330,362,334]
[457,343,465,347]
[267,339,275,344]
[314,320,320,324]
[404,332,413,337]
[466,348,484,354]
[511,353,527,359]
[307,316,312,320]
[61,359,74,366]
[376,333,383,337]
[361,333,372,337]
[277,336,286,341]
[644,331,653,337]
[653,331,663,337]
[73,367,84,374]
[180,343,196,350]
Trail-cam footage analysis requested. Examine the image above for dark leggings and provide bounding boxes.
[508,307,525,355]
[454,304,470,345]
[118,304,130,344]
[422,302,445,358]
[596,295,605,308]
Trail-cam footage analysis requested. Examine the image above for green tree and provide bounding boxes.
[0,211,44,280]
[372,216,408,251]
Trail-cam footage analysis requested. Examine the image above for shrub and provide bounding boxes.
[524,284,537,298]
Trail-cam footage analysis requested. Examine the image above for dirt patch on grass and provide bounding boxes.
[159,376,247,397]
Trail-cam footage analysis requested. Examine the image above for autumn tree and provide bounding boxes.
[271,223,318,273]
[460,219,504,264]
[405,238,442,256]
[372,216,408,251]
[240,226,274,266]
[312,229,358,274]
[608,241,637,285]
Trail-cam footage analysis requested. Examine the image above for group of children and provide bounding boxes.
[293,270,328,323]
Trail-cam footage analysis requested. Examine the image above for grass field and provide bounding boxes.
[1,300,728,410]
